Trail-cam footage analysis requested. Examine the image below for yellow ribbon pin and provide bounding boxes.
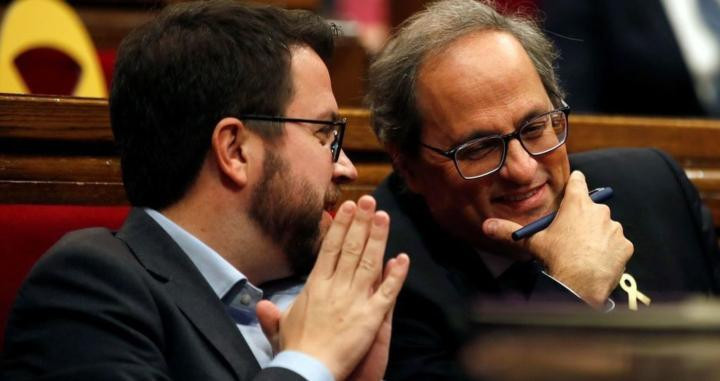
[620,273,651,311]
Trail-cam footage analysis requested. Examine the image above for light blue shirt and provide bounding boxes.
[145,208,334,381]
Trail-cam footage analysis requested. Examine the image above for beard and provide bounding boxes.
[249,150,340,277]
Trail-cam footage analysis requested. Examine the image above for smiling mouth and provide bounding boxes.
[493,184,544,203]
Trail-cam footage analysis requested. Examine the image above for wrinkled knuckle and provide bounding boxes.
[320,246,340,259]
[325,237,343,251]
[625,240,635,256]
[342,241,363,257]
[380,282,395,299]
[358,257,376,271]
[615,221,624,234]
[597,204,611,218]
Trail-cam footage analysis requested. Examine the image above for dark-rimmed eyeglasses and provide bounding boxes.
[420,106,570,180]
[240,115,346,162]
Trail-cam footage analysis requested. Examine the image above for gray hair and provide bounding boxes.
[367,0,564,158]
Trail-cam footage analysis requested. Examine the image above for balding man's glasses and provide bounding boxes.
[240,115,346,162]
[420,106,570,180]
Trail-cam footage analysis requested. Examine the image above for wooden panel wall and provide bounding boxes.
[2,93,719,226]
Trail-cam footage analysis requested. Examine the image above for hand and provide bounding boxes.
[482,171,633,308]
[257,269,400,381]
[347,270,398,381]
[257,265,400,381]
[257,195,409,380]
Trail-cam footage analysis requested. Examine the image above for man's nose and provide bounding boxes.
[498,139,536,184]
[332,149,358,184]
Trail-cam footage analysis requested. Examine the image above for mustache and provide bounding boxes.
[323,185,342,210]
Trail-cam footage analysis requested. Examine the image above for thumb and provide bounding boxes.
[256,300,281,354]
[482,218,524,243]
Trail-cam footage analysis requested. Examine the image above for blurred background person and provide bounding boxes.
[539,0,720,117]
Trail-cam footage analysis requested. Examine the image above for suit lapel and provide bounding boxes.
[116,208,261,380]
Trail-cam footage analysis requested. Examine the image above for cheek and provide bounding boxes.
[464,177,497,216]
[408,161,497,227]
[541,149,570,192]
[289,143,334,180]
[425,171,494,216]
[414,163,461,199]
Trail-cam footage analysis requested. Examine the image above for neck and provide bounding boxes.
[160,193,292,285]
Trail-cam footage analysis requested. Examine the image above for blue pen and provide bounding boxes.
[511,187,614,241]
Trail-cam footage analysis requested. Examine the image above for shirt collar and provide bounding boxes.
[144,208,263,299]
[475,248,516,279]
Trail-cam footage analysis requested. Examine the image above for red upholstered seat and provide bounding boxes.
[0,204,129,346]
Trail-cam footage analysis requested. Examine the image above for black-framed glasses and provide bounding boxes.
[420,106,570,180]
[240,115,347,162]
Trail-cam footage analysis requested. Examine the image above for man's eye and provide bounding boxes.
[521,122,547,138]
[458,140,499,160]
[314,125,335,143]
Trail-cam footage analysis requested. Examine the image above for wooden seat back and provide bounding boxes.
[1,93,719,226]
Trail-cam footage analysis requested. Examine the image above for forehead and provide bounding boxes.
[416,30,552,144]
[284,45,338,119]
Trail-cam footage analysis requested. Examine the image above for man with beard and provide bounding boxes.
[1,1,409,381]
[366,0,720,379]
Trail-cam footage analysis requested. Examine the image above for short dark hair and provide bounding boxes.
[110,0,337,209]
[367,0,563,159]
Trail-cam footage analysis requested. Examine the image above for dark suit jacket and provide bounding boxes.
[374,148,720,381]
[539,0,706,116]
[1,209,305,381]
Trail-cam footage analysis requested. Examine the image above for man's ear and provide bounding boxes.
[387,145,421,193]
[211,117,254,188]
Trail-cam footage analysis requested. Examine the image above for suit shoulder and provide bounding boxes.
[570,147,675,169]
[30,227,141,280]
[569,148,685,187]
[16,226,155,315]
[4,227,173,380]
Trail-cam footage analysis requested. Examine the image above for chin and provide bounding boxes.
[512,208,552,226]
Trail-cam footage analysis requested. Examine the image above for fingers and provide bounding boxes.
[351,211,390,289]
[563,170,590,202]
[370,254,409,311]
[256,300,281,353]
[311,194,394,295]
[380,267,398,329]
[482,218,524,243]
[334,196,376,280]
[311,200,357,281]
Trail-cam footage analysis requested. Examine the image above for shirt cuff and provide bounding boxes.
[268,350,335,381]
[540,270,615,312]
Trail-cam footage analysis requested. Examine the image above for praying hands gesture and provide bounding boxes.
[257,195,410,380]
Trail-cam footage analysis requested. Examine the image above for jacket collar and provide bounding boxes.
[116,208,260,380]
